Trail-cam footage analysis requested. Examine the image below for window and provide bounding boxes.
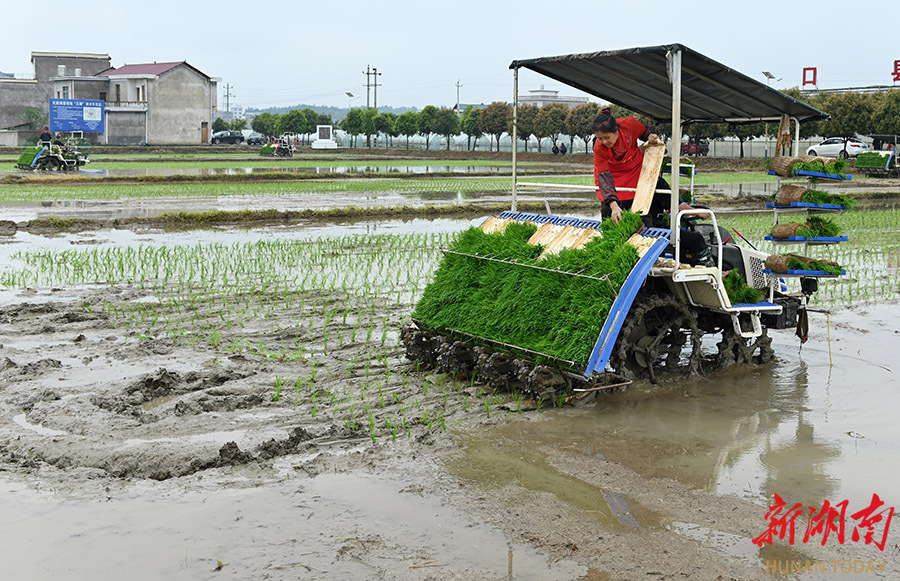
[62,85,69,99]
[115,84,121,102]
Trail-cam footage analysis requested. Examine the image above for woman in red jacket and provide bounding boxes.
[593,108,711,264]
[593,108,695,226]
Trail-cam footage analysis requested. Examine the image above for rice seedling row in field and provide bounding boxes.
[1,231,543,442]
[86,159,522,170]
[0,178,518,202]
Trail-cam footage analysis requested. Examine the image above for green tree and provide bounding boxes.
[815,92,876,156]
[535,103,569,153]
[376,112,398,147]
[361,108,379,147]
[417,105,439,150]
[512,104,539,152]
[722,122,762,158]
[300,108,320,144]
[566,102,600,153]
[280,109,308,136]
[230,118,248,131]
[459,106,482,150]
[433,108,460,150]
[779,89,825,140]
[341,108,364,147]
[251,112,279,137]
[212,117,229,133]
[872,89,900,135]
[395,111,419,149]
[478,101,512,152]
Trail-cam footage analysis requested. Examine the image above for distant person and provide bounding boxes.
[560,143,567,154]
[39,127,51,145]
[551,143,559,155]
[52,133,66,153]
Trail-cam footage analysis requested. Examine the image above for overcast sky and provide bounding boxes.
[3,0,898,111]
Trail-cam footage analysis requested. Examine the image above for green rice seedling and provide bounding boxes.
[724,271,763,304]
[367,411,377,444]
[273,376,284,402]
[412,213,643,369]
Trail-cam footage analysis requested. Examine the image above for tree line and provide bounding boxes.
[216,89,900,155]
[659,89,900,158]
[214,108,335,145]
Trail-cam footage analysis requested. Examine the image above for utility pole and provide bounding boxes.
[372,67,382,110]
[363,66,382,110]
[456,79,463,115]
[223,83,235,121]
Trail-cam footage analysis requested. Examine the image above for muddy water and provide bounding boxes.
[449,303,900,576]
[0,469,583,581]
[2,209,899,578]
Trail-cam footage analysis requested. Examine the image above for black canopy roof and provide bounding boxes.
[510,44,829,125]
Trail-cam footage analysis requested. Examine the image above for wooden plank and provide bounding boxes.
[631,142,667,216]
[528,226,603,260]
[527,222,564,246]
[479,216,512,234]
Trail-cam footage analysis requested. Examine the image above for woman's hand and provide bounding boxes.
[609,201,623,224]
[647,133,661,145]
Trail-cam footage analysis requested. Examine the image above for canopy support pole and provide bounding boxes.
[512,67,519,212]
[669,48,682,239]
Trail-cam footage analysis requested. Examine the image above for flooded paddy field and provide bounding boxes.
[1,164,899,579]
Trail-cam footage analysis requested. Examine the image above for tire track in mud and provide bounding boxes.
[0,286,525,481]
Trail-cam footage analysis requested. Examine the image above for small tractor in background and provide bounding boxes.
[259,133,295,157]
[15,135,90,171]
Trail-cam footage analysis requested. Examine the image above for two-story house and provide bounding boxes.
[1,52,218,145]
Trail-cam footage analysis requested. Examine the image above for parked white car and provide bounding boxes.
[806,137,870,159]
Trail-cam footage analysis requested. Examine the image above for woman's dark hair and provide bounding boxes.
[591,108,618,133]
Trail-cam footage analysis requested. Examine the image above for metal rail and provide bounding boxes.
[442,249,619,290]
[516,181,673,194]
[446,327,581,368]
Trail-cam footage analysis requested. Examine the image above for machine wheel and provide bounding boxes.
[609,294,703,382]
[38,156,59,171]
[715,326,774,367]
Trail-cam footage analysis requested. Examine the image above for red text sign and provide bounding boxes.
[754,493,894,551]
